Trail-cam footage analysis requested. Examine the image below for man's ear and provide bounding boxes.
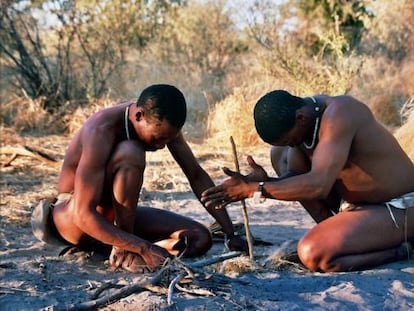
[135,107,145,121]
[295,109,307,124]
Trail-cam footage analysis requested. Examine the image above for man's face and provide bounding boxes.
[136,116,180,151]
[270,122,306,148]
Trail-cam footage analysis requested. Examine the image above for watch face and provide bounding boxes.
[259,182,264,191]
[258,182,266,203]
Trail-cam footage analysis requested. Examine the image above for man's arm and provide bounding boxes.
[71,126,168,268]
[167,133,242,241]
[201,101,355,205]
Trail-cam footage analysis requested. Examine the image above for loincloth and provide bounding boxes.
[31,193,72,246]
[340,192,414,229]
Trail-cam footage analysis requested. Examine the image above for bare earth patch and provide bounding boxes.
[1,132,414,310]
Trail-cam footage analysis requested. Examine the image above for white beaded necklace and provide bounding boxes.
[124,105,131,141]
[303,96,320,150]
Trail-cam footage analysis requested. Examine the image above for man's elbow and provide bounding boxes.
[72,208,92,229]
[312,182,332,200]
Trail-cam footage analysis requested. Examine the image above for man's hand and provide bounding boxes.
[201,156,268,208]
[200,173,246,208]
[227,235,249,253]
[201,171,249,208]
[109,247,152,273]
[244,155,268,182]
[222,155,268,183]
[110,244,171,273]
[142,244,173,269]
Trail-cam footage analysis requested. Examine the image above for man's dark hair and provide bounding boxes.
[254,90,305,143]
[136,84,187,128]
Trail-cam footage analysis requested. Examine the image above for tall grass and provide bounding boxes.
[206,80,278,148]
[0,95,61,134]
[64,98,116,135]
[395,98,414,162]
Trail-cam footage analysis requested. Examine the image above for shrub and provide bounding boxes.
[0,95,62,134]
[206,80,277,148]
[394,98,414,162]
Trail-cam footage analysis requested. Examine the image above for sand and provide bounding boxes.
[1,134,413,310]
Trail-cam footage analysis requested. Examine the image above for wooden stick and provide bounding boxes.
[186,251,241,269]
[52,252,241,310]
[230,136,254,260]
[0,145,57,165]
[167,272,186,306]
[53,267,168,311]
[168,252,242,305]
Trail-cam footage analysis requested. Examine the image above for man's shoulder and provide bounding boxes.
[325,95,371,117]
[325,94,363,106]
[320,96,375,133]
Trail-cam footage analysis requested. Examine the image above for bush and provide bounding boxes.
[394,98,414,162]
[0,95,62,134]
[206,80,277,148]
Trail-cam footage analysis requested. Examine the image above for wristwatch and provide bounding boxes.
[253,181,266,204]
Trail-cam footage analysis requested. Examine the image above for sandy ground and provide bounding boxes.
[1,132,414,310]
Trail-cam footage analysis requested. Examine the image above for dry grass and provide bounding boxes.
[64,97,118,135]
[350,56,414,128]
[214,256,263,277]
[0,95,61,134]
[369,95,402,128]
[395,98,414,162]
[206,80,277,149]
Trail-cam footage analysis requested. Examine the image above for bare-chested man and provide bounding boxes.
[201,90,414,272]
[32,84,247,273]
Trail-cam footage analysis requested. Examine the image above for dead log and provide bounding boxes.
[0,145,58,166]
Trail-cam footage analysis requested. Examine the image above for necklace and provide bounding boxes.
[124,105,130,140]
[303,96,320,150]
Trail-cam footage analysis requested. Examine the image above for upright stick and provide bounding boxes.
[230,136,254,260]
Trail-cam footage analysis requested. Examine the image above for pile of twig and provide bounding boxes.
[53,251,242,310]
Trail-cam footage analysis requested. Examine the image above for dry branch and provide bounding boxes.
[167,251,241,306]
[230,136,254,260]
[186,251,241,269]
[0,145,58,166]
[52,251,242,310]
[53,266,168,311]
[167,272,186,306]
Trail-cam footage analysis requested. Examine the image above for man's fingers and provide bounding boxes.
[201,195,225,209]
[222,167,237,176]
[201,185,224,198]
[122,253,152,274]
[247,155,259,168]
[110,248,125,268]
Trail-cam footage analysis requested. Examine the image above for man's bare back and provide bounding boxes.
[309,95,414,204]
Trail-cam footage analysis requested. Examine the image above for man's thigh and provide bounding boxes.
[304,204,414,255]
[133,206,207,242]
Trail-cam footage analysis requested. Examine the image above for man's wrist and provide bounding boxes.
[252,181,266,203]
[225,232,237,239]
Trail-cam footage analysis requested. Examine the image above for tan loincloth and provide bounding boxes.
[31,193,72,246]
[340,192,414,229]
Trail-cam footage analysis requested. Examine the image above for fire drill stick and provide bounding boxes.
[230,136,254,260]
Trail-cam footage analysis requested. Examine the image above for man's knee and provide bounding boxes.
[297,234,331,272]
[182,225,212,258]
